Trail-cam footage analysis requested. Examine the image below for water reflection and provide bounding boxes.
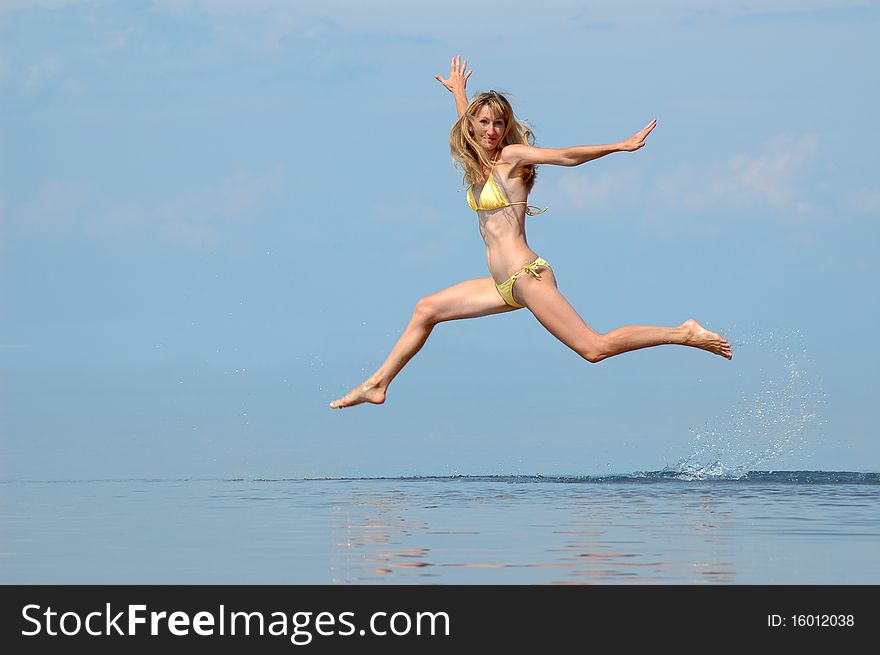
[329,481,739,584]
[331,489,436,582]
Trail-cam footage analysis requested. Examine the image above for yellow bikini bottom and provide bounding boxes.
[495,257,552,308]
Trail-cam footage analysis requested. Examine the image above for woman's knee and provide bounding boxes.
[413,295,440,326]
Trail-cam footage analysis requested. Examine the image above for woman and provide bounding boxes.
[329,56,730,409]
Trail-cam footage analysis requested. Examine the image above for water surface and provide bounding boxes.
[2,472,877,584]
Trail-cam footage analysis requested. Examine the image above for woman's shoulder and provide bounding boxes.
[500,143,537,160]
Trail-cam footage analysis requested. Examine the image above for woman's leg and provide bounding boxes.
[513,270,732,362]
[329,277,517,408]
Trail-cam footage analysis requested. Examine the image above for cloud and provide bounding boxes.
[544,134,823,225]
[104,28,133,51]
[8,170,285,248]
[371,199,445,226]
[83,204,148,238]
[25,56,61,88]
[4,0,864,25]
[0,0,94,8]
[161,171,272,221]
[734,3,880,25]
[147,4,435,60]
[145,0,870,33]
[847,187,880,217]
[149,0,294,14]
[12,180,92,233]
[156,169,285,246]
[553,167,642,217]
[652,134,820,219]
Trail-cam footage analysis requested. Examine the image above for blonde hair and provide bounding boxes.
[450,91,537,192]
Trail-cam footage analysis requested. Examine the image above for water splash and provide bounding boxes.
[671,326,826,480]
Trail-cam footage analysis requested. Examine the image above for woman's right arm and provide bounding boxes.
[434,55,471,118]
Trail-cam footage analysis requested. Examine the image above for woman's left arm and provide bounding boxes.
[504,119,657,166]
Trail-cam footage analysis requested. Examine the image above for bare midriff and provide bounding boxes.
[478,205,539,284]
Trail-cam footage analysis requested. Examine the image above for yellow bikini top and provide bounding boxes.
[466,170,547,216]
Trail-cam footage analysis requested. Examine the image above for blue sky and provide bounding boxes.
[1,0,878,479]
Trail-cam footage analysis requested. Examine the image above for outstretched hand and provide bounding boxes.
[619,119,657,152]
[435,55,472,94]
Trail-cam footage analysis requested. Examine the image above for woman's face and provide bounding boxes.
[473,105,506,153]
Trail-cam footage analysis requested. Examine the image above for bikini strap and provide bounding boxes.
[505,200,549,216]
[525,204,548,216]
[520,260,543,280]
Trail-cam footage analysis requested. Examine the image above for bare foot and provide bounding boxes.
[329,381,387,409]
[680,319,733,360]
